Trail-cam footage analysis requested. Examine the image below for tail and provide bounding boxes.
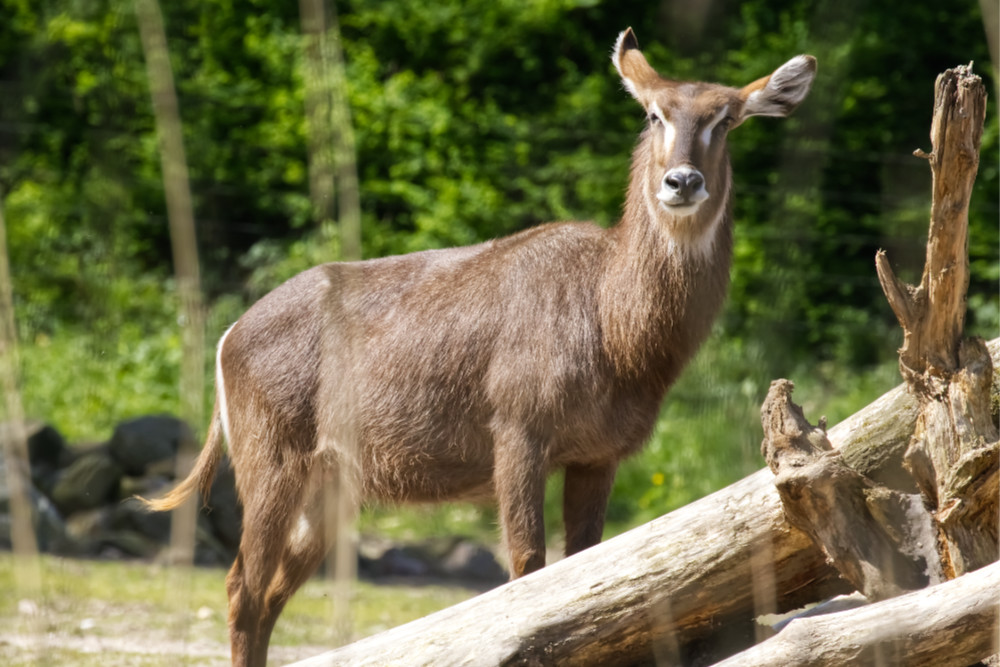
[139,401,226,512]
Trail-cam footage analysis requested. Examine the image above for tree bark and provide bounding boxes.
[288,340,999,667]
[712,559,1000,667]
[874,63,996,578]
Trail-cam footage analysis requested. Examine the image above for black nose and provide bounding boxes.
[664,169,704,198]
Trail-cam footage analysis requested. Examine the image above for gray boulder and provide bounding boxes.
[0,449,67,553]
[357,535,505,583]
[50,450,123,515]
[440,540,506,582]
[109,415,194,476]
[0,420,67,495]
[0,420,66,469]
[112,496,172,543]
[63,506,112,555]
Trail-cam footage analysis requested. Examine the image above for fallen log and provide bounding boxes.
[712,560,1000,667]
[288,340,999,667]
[293,468,842,667]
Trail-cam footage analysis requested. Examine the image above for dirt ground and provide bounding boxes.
[0,634,327,666]
[0,553,483,666]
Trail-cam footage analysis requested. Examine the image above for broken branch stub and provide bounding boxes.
[761,380,941,601]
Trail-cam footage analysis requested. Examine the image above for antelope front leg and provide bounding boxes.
[492,424,548,578]
[563,461,617,556]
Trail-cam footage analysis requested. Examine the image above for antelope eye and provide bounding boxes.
[647,112,661,125]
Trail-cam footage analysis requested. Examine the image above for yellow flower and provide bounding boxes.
[651,472,665,486]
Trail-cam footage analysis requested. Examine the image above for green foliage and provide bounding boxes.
[18,310,181,443]
[0,0,996,529]
[606,335,904,530]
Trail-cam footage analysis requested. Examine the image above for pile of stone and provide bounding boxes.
[0,416,240,565]
[0,417,506,584]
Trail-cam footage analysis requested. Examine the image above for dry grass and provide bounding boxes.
[0,552,481,666]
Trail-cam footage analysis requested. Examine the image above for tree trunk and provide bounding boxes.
[288,340,999,667]
[760,379,942,602]
[750,62,997,667]
[875,63,996,577]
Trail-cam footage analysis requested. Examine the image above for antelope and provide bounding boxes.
[144,29,815,666]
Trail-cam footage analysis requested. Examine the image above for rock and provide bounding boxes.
[108,415,193,476]
[0,488,68,554]
[0,420,66,470]
[97,530,161,560]
[0,421,67,495]
[118,473,172,502]
[112,497,172,544]
[195,519,235,566]
[441,540,506,582]
[31,489,68,552]
[50,451,123,515]
[372,546,433,577]
[63,502,178,559]
[0,443,69,553]
[63,507,112,555]
[152,518,235,567]
[357,536,504,582]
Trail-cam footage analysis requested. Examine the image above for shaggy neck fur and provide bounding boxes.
[599,130,734,386]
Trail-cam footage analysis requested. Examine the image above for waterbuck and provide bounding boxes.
[145,28,815,666]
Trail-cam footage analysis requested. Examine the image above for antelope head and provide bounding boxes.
[613,28,816,251]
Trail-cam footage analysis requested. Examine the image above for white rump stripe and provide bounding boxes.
[216,322,237,443]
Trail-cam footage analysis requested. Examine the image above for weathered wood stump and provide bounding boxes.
[876,63,996,578]
[759,63,996,667]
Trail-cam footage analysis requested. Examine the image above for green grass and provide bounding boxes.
[0,552,480,666]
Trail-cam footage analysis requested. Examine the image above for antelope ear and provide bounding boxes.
[612,28,660,104]
[739,55,817,119]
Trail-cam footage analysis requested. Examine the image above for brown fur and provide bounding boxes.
[144,29,815,666]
